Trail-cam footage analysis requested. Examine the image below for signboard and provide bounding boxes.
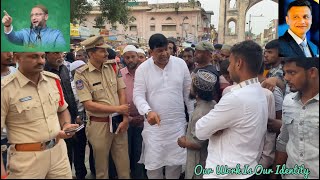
[108,36,117,41]
[91,28,100,36]
[128,0,138,6]
[70,23,80,37]
[79,26,91,38]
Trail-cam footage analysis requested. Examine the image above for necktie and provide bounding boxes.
[300,41,312,57]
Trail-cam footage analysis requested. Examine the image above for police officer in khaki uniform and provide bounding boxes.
[1,52,79,179]
[74,36,130,179]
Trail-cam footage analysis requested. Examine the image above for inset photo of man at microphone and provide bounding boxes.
[1,0,70,52]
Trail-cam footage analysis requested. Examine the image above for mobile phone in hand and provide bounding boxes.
[64,124,84,133]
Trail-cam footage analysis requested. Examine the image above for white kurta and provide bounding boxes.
[133,56,194,170]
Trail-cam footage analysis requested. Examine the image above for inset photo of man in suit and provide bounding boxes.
[278,0,319,57]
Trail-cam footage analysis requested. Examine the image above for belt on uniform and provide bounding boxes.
[15,138,57,151]
[90,116,110,122]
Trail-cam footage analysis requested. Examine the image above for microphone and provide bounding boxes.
[34,22,42,43]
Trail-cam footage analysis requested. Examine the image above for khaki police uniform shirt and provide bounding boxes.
[74,60,126,118]
[1,70,68,144]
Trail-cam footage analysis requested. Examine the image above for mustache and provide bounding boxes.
[34,64,44,68]
[56,58,64,63]
[30,20,44,29]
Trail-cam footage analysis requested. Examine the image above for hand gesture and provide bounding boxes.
[57,123,79,141]
[146,111,161,126]
[267,118,282,134]
[2,10,12,27]
[75,116,83,125]
[261,77,277,92]
[117,104,129,115]
[115,116,129,134]
[177,136,186,148]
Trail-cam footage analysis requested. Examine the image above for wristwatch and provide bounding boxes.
[144,109,152,119]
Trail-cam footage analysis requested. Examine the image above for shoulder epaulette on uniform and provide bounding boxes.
[105,59,116,64]
[76,64,89,73]
[42,71,61,80]
[1,73,16,89]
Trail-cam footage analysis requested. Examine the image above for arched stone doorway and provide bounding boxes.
[218,0,278,45]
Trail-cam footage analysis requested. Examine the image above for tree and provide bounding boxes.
[96,0,132,25]
[70,0,93,24]
[94,15,106,28]
[188,0,196,9]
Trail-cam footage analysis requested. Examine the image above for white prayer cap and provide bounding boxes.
[136,48,146,55]
[70,60,86,71]
[123,45,138,55]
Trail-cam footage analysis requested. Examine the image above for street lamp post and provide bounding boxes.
[248,14,264,39]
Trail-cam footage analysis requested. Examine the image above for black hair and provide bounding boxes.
[107,48,116,59]
[283,57,319,71]
[65,52,75,63]
[230,40,263,75]
[183,47,195,55]
[220,59,230,75]
[149,33,168,50]
[287,0,312,14]
[191,83,214,101]
[258,62,265,75]
[214,44,223,50]
[265,39,279,50]
[168,40,177,54]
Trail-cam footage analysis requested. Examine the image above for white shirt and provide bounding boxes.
[196,78,268,179]
[71,80,84,113]
[223,84,277,169]
[288,29,312,57]
[133,56,194,170]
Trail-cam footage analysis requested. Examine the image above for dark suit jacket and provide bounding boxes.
[278,31,319,57]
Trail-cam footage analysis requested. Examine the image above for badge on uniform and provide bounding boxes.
[117,70,122,78]
[76,80,84,90]
[19,96,32,102]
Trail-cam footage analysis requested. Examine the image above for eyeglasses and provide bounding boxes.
[30,13,45,17]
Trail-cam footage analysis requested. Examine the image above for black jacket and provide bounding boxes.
[44,63,78,123]
[279,30,319,57]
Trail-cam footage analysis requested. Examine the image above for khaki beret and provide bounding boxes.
[80,36,111,50]
[195,41,215,52]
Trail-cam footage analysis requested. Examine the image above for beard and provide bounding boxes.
[187,62,194,69]
[126,62,138,70]
[56,58,64,66]
[32,19,45,29]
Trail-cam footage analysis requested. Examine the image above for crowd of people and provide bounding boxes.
[1,32,319,179]
[1,0,319,179]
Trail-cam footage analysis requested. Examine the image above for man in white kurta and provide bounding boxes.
[133,33,194,179]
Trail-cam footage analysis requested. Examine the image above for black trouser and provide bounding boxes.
[1,138,9,170]
[128,125,147,179]
[73,126,87,179]
[65,137,74,169]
